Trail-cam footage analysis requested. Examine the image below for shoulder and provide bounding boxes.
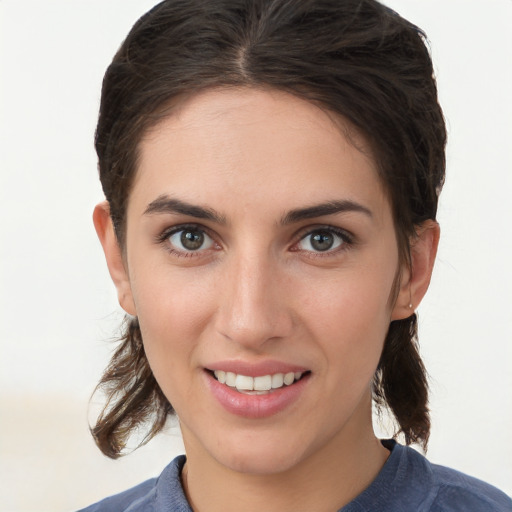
[395,443,512,512]
[347,441,511,512]
[428,462,512,512]
[76,455,189,512]
[77,478,157,512]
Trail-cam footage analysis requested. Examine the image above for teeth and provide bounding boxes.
[235,374,254,391]
[213,370,304,392]
[283,372,295,385]
[225,372,236,387]
[271,373,284,388]
[254,375,272,391]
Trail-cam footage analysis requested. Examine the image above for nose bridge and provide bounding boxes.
[216,246,291,347]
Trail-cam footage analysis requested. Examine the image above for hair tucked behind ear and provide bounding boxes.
[373,313,430,450]
[91,317,172,459]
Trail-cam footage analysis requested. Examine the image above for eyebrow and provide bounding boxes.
[144,195,372,225]
[280,200,372,225]
[144,195,227,224]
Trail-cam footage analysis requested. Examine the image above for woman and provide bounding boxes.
[81,0,512,510]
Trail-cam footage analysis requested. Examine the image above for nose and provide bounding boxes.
[214,251,294,349]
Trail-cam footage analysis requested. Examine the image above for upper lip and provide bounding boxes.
[205,360,309,377]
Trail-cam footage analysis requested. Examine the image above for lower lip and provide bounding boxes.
[205,371,310,419]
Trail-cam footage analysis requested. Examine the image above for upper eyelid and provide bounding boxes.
[289,226,355,258]
[158,224,219,258]
[294,224,354,242]
[155,223,354,250]
[156,223,215,242]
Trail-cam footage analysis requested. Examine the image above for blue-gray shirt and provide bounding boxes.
[79,441,512,511]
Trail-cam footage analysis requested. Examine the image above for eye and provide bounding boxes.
[297,228,348,253]
[168,227,215,253]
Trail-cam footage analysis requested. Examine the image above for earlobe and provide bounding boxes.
[93,201,137,316]
[391,220,440,321]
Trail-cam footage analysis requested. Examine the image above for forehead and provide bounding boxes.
[131,87,390,223]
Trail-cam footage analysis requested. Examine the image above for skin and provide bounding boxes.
[94,88,439,512]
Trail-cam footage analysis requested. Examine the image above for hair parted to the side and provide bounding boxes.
[93,0,446,458]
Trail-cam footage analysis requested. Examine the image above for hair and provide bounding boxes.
[92,0,446,458]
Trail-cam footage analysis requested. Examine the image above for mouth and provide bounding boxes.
[205,364,311,418]
[208,369,310,395]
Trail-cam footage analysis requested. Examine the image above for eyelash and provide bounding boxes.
[156,223,218,258]
[156,223,354,258]
[292,225,354,258]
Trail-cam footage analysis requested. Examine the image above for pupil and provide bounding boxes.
[181,230,204,250]
[311,231,334,251]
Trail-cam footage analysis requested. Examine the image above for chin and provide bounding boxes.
[218,447,304,475]
[204,428,314,475]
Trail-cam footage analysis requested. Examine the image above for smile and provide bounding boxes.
[213,370,305,394]
[206,365,311,418]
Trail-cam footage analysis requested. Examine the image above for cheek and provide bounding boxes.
[129,267,216,390]
[300,264,395,376]
[131,259,216,332]
[302,261,395,330]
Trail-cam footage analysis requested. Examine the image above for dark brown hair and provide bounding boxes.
[93,0,446,458]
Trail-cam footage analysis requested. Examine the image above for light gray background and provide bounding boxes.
[1,1,511,510]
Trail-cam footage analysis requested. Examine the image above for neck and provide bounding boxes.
[181,399,390,512]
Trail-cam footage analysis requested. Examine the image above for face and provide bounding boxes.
[112,88,409,475]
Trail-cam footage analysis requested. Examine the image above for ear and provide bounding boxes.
[391,220,440,321]
[93,201,137,316]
